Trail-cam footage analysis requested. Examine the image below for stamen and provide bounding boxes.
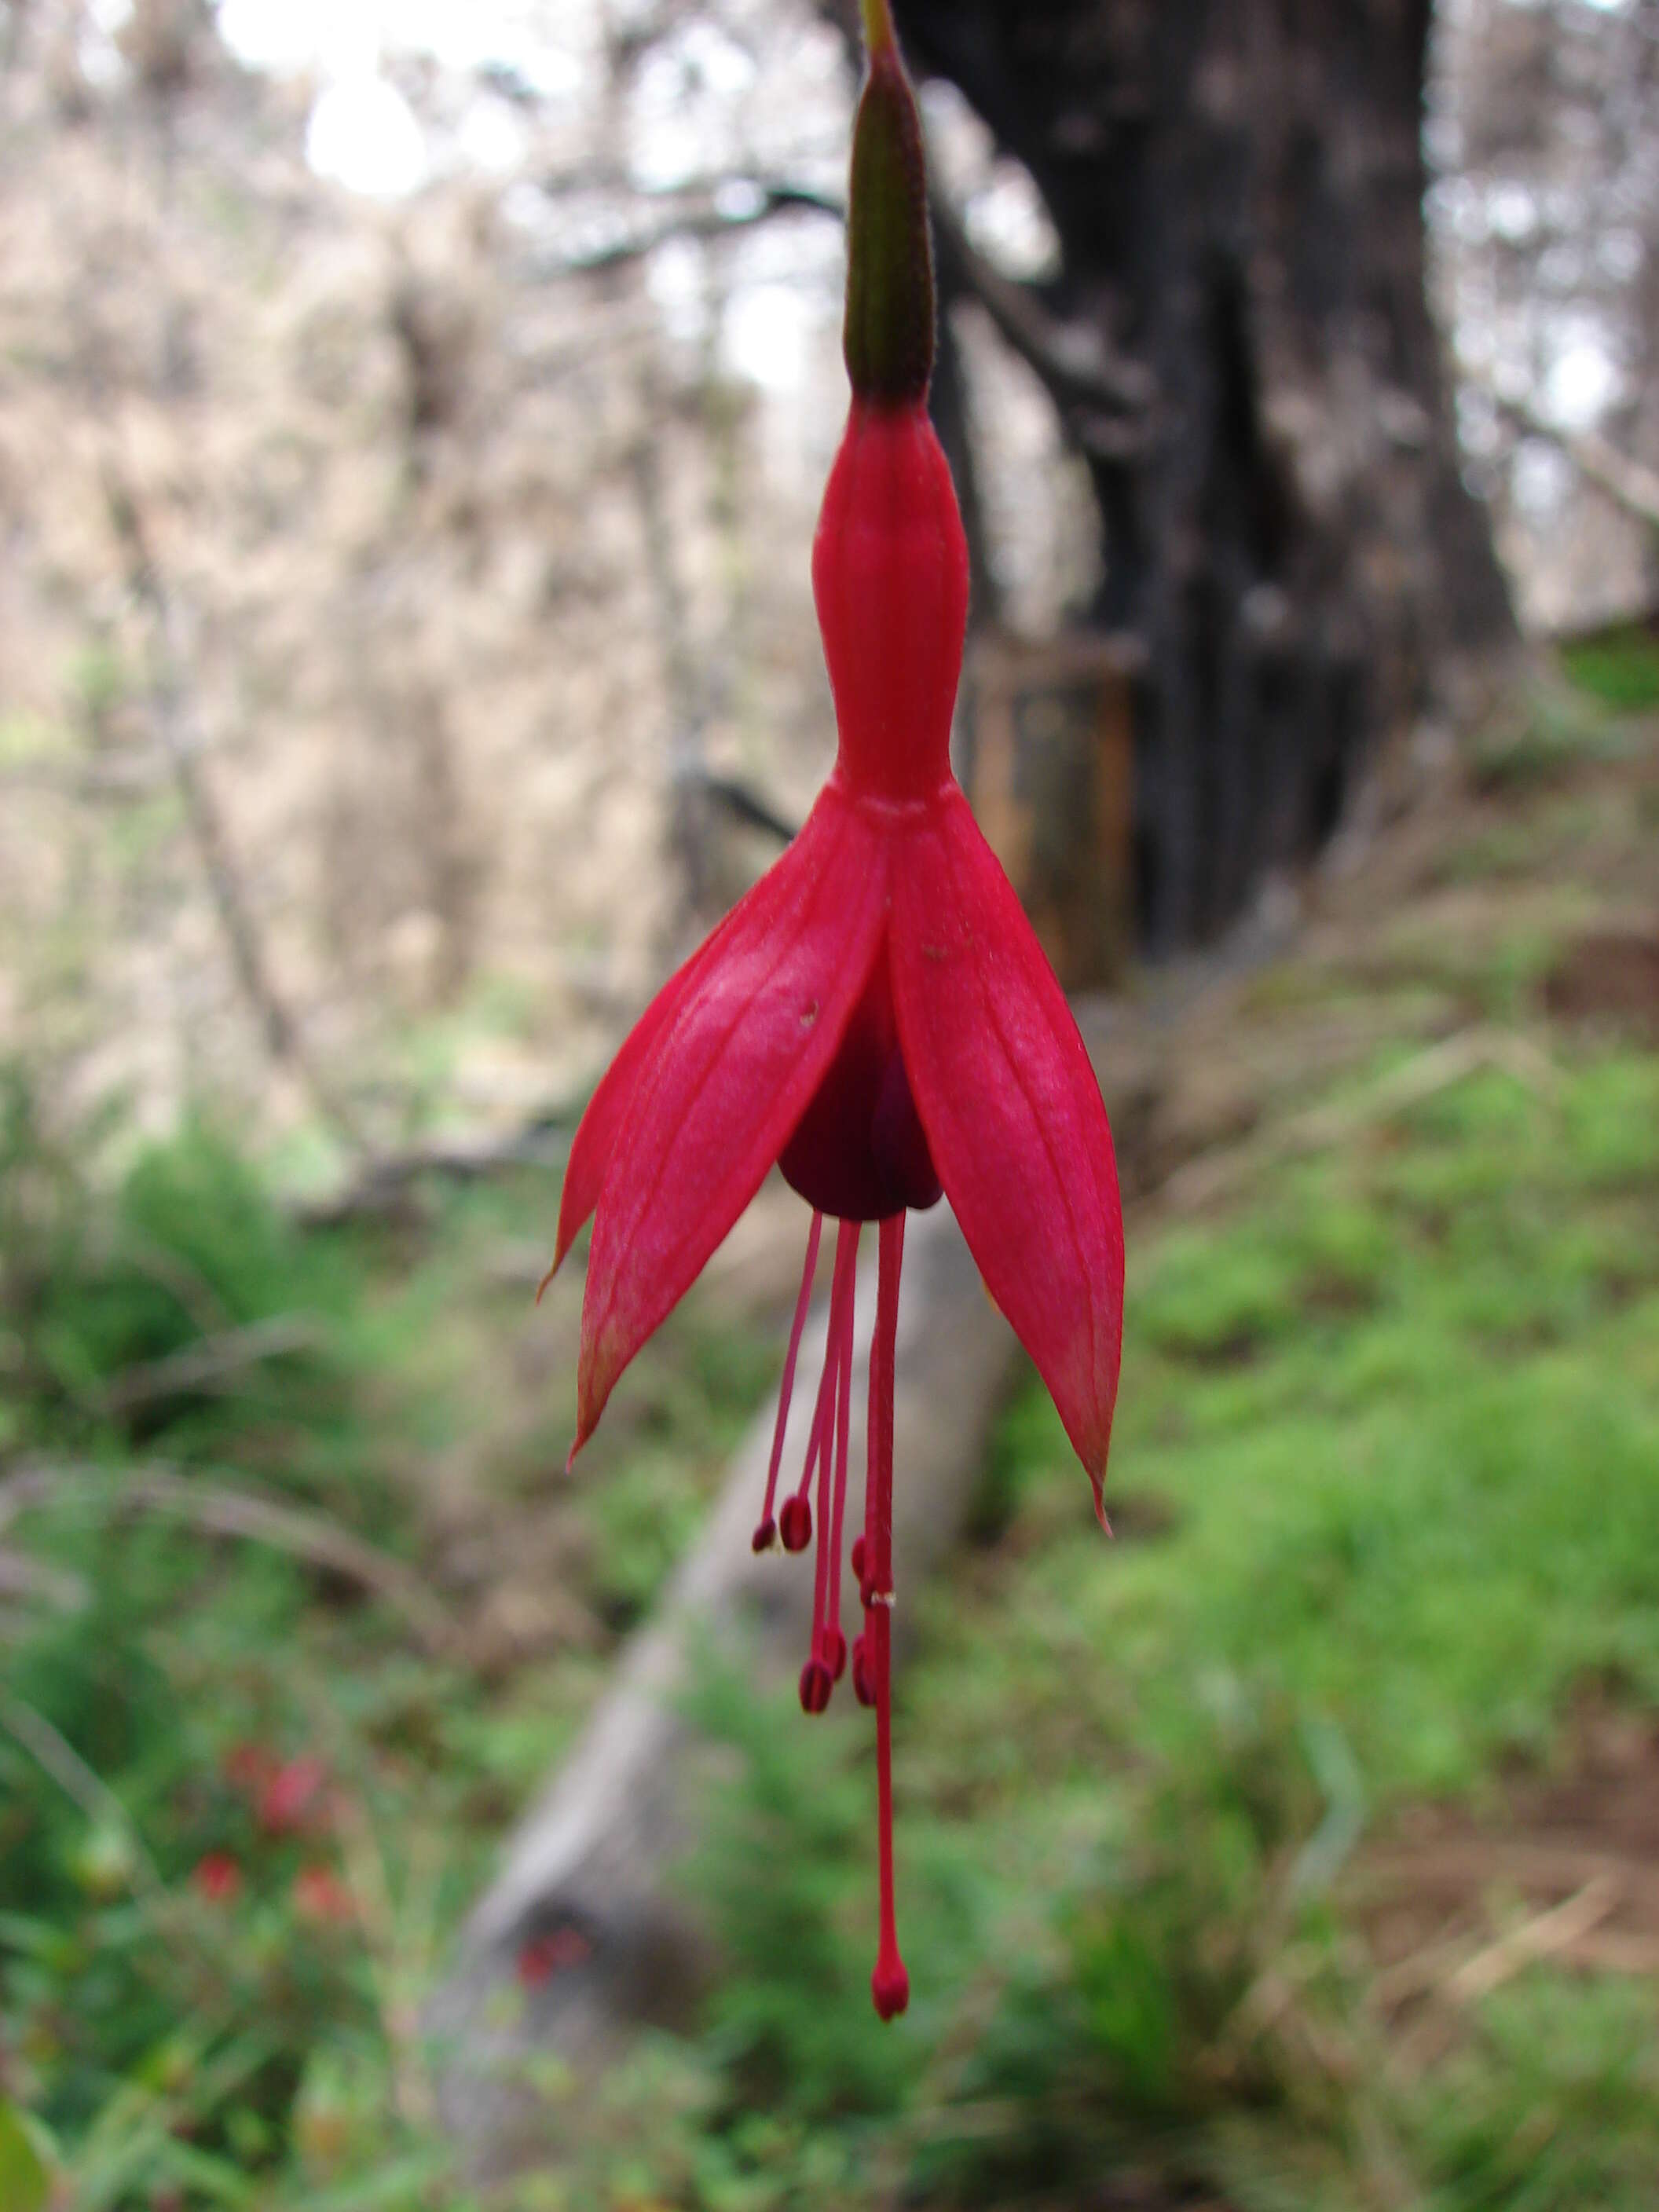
[753,1212,825,1551]
[804,1223,859,1712]
[867,1212,908,2020]
[822,1232,857,1675]
[809,1375,833,1648]
[781,1270,844,1553]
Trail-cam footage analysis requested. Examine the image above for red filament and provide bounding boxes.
[753,1211,825,1550]
[809,1224,860,1711]
[752,1205,910,2016]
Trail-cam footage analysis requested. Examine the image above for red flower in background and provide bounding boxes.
[291,1863,355,1926]
[516,1924,592,1990]
[192,1851,243,1905]
[256,1756,329,1838]
[546,0,1122,2020]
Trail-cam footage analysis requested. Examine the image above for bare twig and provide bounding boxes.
[99,1314,324,1415]
[691,769,797,847]
[0,1688,164,1894]
[930,191,1153,427]
[1358,1837,1659,1914]
[540,178,841,277]
[1445,1876,1621,2005]
[0,1545,89,1613]
[0,1462,456,1658]
[527,148,1155,460]
[1158,1027,1558,1216]
[1558,1930,1659,1976]
[101,469,365,1151]
[628,409,720,914]
[112,1231,236,1337]
[1490,394,1659,534]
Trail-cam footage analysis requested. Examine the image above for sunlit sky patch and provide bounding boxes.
[215,0,586,198]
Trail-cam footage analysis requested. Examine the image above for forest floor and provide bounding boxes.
[2,630,1657,2210]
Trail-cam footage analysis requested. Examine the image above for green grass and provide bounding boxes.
[1561,623,1659,715]
[0,1080,776,2210]
[668,1050,1659,2207]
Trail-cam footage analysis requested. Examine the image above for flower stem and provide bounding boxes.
[844,0,932,405]
[859,0,896,59]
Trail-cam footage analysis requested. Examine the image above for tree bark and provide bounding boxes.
[893,0,1514,952]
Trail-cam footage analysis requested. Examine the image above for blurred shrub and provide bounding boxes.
[1561,623,1659,713]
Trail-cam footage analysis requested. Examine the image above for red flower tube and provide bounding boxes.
[546,0,1123,2020]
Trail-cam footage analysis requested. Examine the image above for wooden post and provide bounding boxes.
[963,628,1140,989]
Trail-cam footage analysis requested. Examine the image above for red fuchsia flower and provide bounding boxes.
[192,1851,243,1905]
[516,1923,593,1990]
[256,1756,329,1839]
[545,0,1122,2021]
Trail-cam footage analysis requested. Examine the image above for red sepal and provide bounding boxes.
[890,789,1123,1522]
[547,926,723,1284]
[574,791,888,1454]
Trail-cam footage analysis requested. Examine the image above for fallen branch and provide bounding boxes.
[430,1197,1020,2144]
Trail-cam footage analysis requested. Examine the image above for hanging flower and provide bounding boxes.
[547,0,1122,2020]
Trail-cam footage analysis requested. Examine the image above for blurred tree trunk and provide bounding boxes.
[893,0,1515,951]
